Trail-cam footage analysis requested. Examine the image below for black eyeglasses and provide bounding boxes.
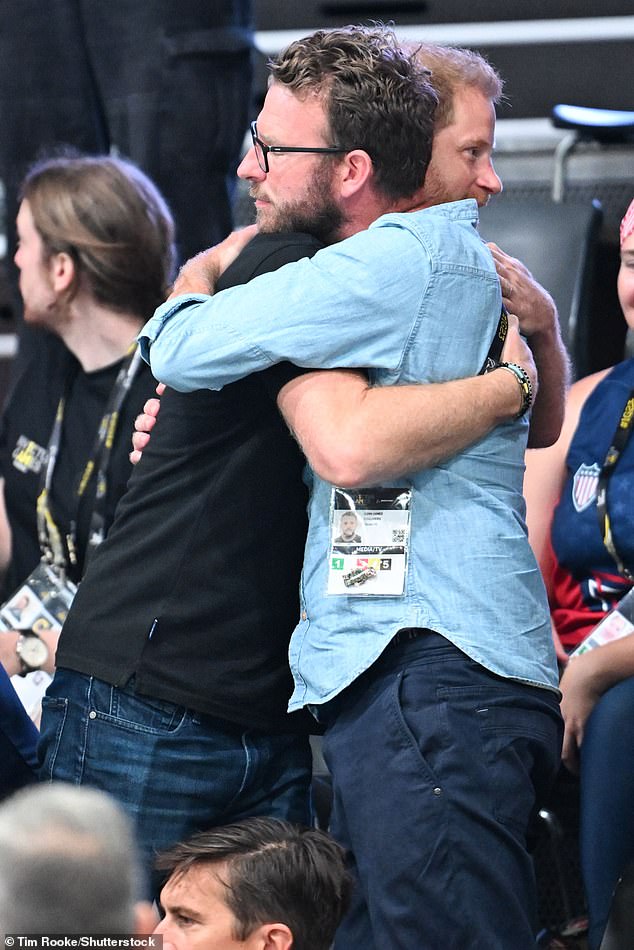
[250,121,348,173]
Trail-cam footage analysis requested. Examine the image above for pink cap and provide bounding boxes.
[621,198,634,247]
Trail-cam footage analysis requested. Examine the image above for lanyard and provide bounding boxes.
[479,306,509,375]
[596,388,634,581]
[36,346,142,577]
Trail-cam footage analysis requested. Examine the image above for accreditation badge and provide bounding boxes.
[327,487,412,595]
[0,560,78,724]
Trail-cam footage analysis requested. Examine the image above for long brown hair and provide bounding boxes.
[21,153,176,319]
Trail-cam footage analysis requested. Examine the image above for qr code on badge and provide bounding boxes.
[392,528,406,543]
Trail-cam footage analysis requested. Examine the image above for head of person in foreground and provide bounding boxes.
[154,817,352,950]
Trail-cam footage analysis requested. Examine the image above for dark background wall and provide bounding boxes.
[252,2,634,118]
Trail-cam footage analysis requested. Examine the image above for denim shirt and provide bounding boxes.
[140,200,559,707]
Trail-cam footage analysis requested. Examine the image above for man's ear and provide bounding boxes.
[336,149,374,199]
[257,922,294,949]
[49,250,75,294]
[134,900,160,935]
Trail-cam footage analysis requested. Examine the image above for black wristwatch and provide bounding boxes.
[15,630,49,676]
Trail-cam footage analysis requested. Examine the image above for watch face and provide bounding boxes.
[18,634,48,669]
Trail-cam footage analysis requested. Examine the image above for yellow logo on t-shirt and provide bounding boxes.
[12,436,49,475]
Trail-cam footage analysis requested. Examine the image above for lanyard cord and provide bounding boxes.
[36,395,67,573]
[36,345,142,576]
[479,306,509,375]
[596,388,634,581]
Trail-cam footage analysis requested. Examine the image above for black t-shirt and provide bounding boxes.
[0,338,156,595]
[57,233,325,732]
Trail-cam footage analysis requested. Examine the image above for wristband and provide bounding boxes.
[496,361,533,419]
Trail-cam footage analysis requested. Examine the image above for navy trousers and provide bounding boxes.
[0,665,38,799]
[322,632,563,950]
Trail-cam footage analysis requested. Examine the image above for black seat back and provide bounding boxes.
[479,197,603,379]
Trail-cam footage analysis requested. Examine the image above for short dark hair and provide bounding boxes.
[156,818,352,950]
[270,24,438,203]
[20,152,176,320]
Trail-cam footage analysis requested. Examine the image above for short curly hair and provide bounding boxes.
[270,24,438,202]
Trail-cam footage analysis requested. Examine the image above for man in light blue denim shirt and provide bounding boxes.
[37,26,548,926]
[140,29,563,950]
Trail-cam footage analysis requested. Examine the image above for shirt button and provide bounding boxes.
[301,611,307,621]
[89,710,97,720]
[433,787,442,796]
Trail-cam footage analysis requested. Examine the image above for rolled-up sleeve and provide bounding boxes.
[138,223,429,392]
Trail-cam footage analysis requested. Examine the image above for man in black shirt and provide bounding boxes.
[40,233,323,889]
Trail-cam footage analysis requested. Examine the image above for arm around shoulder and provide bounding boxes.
[277,360,536,487]
[487,241,571,448]
[526,314,571,448]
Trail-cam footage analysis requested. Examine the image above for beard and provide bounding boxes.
[423,161,491,209]
[421,163,454,207]
[252,161,346,246]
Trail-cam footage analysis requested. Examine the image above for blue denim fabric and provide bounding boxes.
[579,676,634,950]
[140,202,497,389]
[140,201,558,706]
[0,665,38,796]
[319,633,563,950]
[38,669,312,895]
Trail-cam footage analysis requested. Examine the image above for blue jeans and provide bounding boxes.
[38,669,312,895]
[0,664,39,796]
[580,676,634,950]
[321,632,562,950]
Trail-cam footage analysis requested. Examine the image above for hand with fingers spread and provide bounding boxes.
[488,241,570,447]
[169,226,259,299]
[130,382,165,464]
[488,241,557,338]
